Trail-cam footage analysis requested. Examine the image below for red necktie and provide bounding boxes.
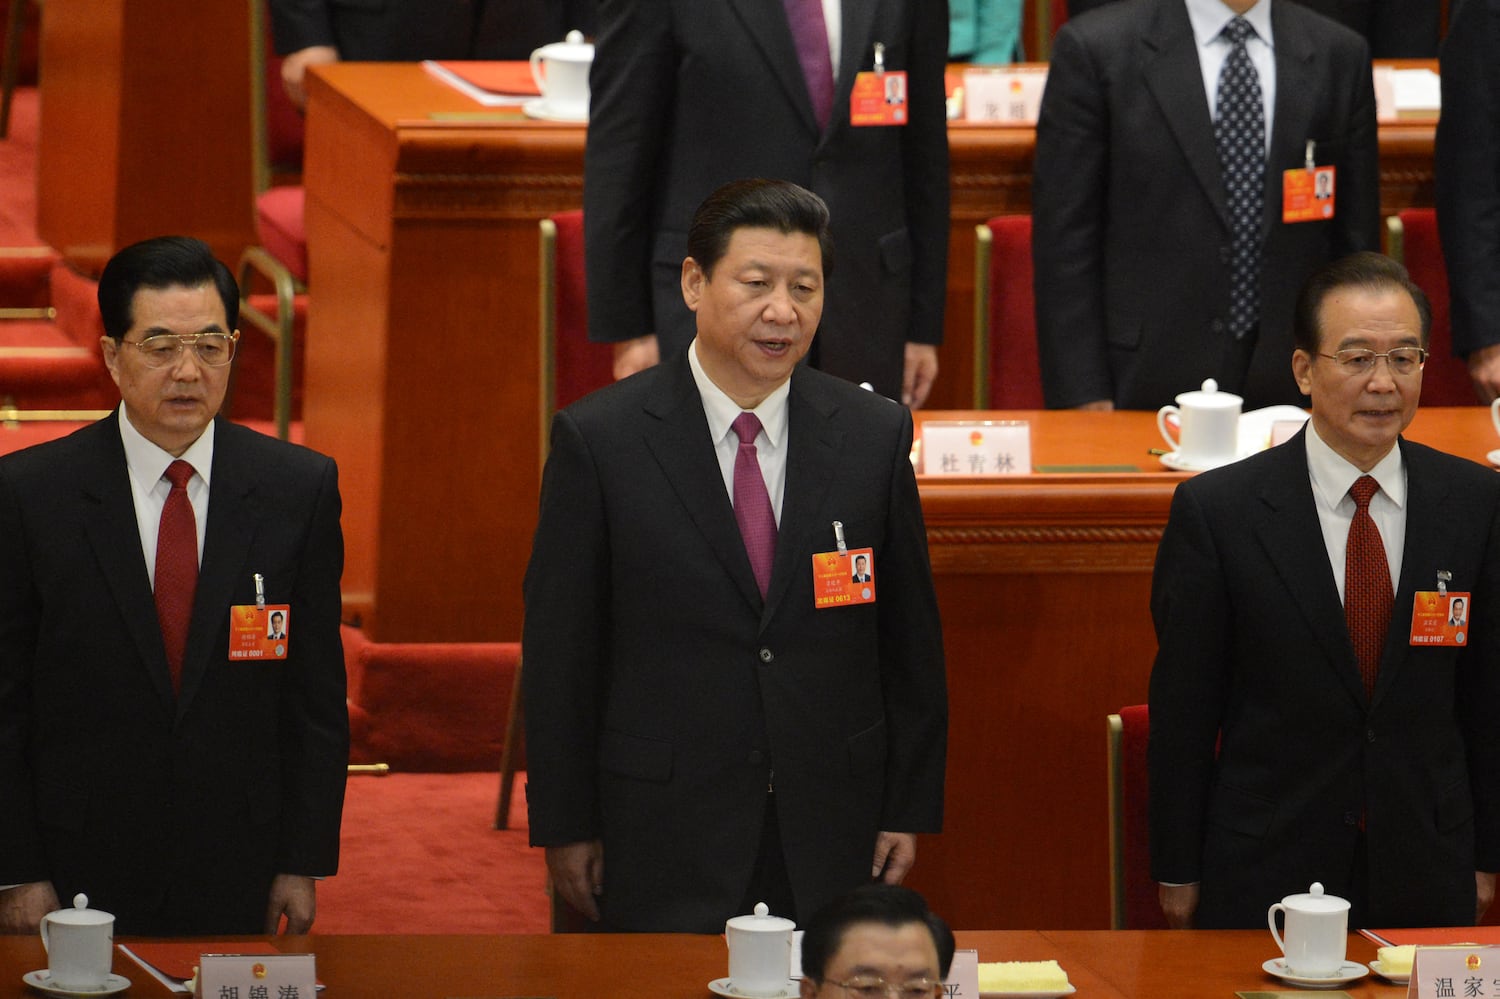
[731,413,777,599]
[782,0,834,130]
[155,459,198,693]
[1345,475,1392,700]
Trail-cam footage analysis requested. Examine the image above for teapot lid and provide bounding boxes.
[1281,882,1350,912]
[725,901,797,932]
[536,30,594,61]
[1174,378,1243,409]
[47,893,113,926]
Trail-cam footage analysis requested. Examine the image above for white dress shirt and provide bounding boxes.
[119,410,214,588]
[1304,422,1406,601]
[1185,0,1277,154]
[688,339,791,526]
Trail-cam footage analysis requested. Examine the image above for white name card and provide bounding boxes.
[963,67,1047,124]
[1374,65,1441,122]
[942,949,980,998]
[1408,945,1500,999]
[921,421,1031,476]
[199,953,316,998]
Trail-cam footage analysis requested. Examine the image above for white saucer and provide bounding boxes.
[1369,960,1410,985]
[708,977,799,998]
[979,986,1076,998]
[1159,450,1243,472]
[1487,448,1500,467]
[521,98,588,122]
[22,970,131,997]
[1261,958,1369,989]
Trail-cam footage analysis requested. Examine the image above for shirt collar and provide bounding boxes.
[1304,421,1406,513]
[118,407,215,493]
[1185,0,1275,50]
[687,339,791,450]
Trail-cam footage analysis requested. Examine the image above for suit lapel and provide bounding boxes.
[642,357,766,614]
[177,421,258,718]
[1141,0,1230,230]
[1250,431,1367,706]
[834,0,876,132]
[1262,1,1316,240]
[79,414,176,709]
[761,370,842,624]
[727,0,823,136]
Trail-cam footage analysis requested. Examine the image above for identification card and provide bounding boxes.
[850,71,907,126]
[230,603,291,660]
[1283,166,1336,223]
[812,547,876,609]
[1410,590,1470,647]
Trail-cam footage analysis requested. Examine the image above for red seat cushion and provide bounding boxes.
[256,185,308,283]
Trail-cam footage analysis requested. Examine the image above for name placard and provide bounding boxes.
[941,949,980,997]
[962,67,1047,124]
[921,421,1031,476]
[1408,946,1500,999]
[199,953,316,998]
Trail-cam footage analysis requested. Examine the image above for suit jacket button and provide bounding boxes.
[759,648,774,663]
[1343,811,1359,826]
[1210,319,1226,335]
[1367,728,1376,743]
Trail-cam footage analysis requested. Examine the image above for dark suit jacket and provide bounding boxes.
[270,0,596,60]
[582,0,951,401]
[1148,428,1500,928]
[522,356,947,932]
[1033,0,1380,410]
[0,414,348,935]
[1436,0,1500,361]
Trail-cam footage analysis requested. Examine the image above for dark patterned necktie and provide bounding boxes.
[155,459,198,693]
[731,413,777,598]
[782,0,834,130]
[1215,17,1265,341]
[1345,476,1392,700]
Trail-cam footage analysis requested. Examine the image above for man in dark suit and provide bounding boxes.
[271,0,598,107]
[797,885,955,999]
[1435,0,1500,404]
[523,180,947,932]
[1033,0,1380,411]
[583,0,950,408]
[0,237,348,936]
[1148,252,1500,929]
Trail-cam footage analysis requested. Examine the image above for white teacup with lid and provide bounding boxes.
[1157,378,1243,468]
[1268,881,1350,977]
[529,30,594,120]
[40,892,114,990]
[725,902,796,997]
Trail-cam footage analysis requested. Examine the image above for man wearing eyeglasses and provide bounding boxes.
[797,885,954,999]
[1148,251,1500,930]
[0,236,348,936]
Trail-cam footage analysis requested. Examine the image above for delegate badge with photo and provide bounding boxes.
[1410,590,1470,647]
[812,547,877,609]
[230,603,291,659]
[1283,165,1336,223]
[850,71,908,126]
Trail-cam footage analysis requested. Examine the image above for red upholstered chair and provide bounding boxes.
[973,215,1045,408]
[540,210,613,425]
[1385,209,1478,407]
[1107,705,1167,929]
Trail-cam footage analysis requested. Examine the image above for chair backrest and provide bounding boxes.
[250,0,305,195]
[540,210,614,438]
[1387,209,1475,407]
[1108,704,1166,929]
[974,215,1045,409]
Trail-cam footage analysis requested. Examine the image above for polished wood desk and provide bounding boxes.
[907,407,1498,930]
[0,930,1403,997]
[302,62,1441,641]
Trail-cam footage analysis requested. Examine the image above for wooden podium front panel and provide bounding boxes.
[36,0,255,273]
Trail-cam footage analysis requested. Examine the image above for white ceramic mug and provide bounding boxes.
[1268,882,1349,978]
[1490,397,1500,439]
[725,902,796,997]
[40,893,114,991]
[529,31,593,120]
[1157,378,1243,466]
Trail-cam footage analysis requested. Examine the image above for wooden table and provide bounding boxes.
[906,407,1499,930]
[0,930,1408,997]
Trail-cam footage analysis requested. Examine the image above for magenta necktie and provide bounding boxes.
[782,0,834,130]
[731,413,778,599]
[155,459,198,693]
[1345,476,1391,700]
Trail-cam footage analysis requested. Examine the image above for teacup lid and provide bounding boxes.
[47,893,113,926]
[535,30,594,62]
[725,901,797,933]
[1174,378,1243,409]
[1281,882,1350,912]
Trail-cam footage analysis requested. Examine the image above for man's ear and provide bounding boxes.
[682,257,705,312]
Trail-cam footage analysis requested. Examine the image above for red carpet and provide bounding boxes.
[0,88,40,246]
[316,772,549,935]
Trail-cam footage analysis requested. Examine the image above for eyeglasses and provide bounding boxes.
[121,331,239,368]
[1316,347,1426,377]
[824,977,942,999]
